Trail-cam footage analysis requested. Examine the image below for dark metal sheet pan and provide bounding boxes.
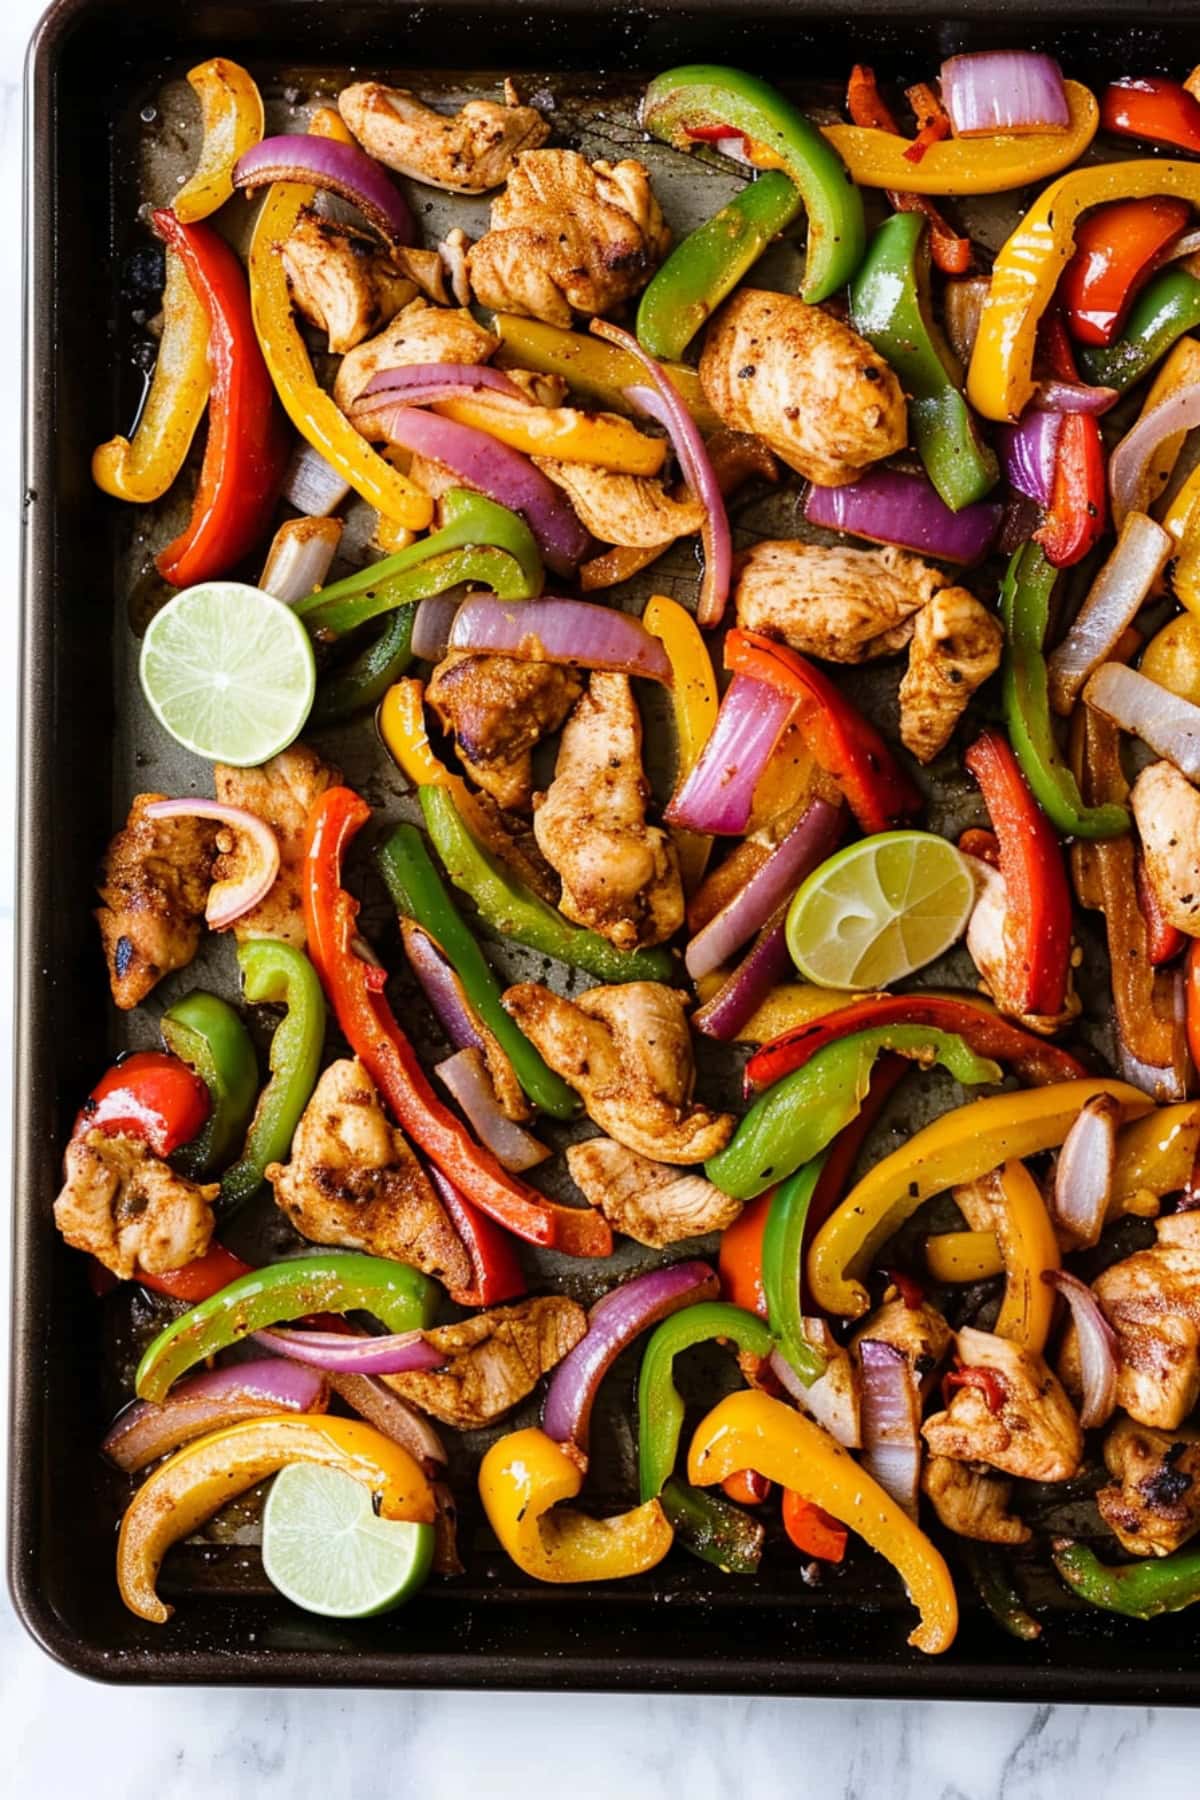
[12,0,1200,1696]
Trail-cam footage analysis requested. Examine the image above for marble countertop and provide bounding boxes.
[0,2,1195,1788]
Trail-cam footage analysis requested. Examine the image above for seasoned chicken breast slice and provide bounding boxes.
[54,1131,217,1280]
[382,1297,586,1428]
[1097,1416,1200,1557]
[565,1137,742,1246]
[898,589,1004,764]
[1130,760,1200,938]
[533,460,705,548]
[334,299,499,411]
[922,1326,1083,1482]
[502,981,734,1164]
[921,1454,1031,1545]
[426,651,582,812]
[338,81,549,195]
[267,1059,471,1293]
[699,288,906,485]
[282,209,420,354]
[214,743,341,949]
[95,793,216,1010]
[965,857,1081,1037]
[533,672,683,951]
[734,539,954,662]
[467,150,670,326]
[850,1297,953,1398]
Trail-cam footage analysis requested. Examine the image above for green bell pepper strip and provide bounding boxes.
[1053,1539,1200,1619]
[641,64,866,304]
[659,1476,765,1575]
[420,784,676,985]
[161,992,259,1179]
[636,170,802,361]
[999,541,1130,839]
[377,823,579,1119]
[218,940,326,1213]
[1078,267,1200,393]
[762,1157,829,1386]
[849,212,998,511]
[961,1543,1041,1641]
[295,489,543,640]
[637,1300,776,1500]
[135,1251,440,1404]
[310,604,414,727]
[705,1027,1001,1201]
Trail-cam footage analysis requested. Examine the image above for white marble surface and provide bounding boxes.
[0,3,1196,1789]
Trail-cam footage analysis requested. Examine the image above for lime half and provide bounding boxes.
[785,830,975,990]
[261,1463,434,1618]
[140,581,316,766]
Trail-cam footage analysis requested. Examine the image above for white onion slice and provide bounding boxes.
[143,800,280,930]
[1051,1093,1118,1247]
[1109,382,1200,526]
[259,516,344,605]
[769,1333,861,1449]
[858,1339,922,1520]
[1047,512,1173,716]
[1084,663,1200,782]
[283,441,352,517]
[435,1048,549,1173]
[1043,1269,1119,1428]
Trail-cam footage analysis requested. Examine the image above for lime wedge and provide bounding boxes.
[139,581,316,766]
[261,1463,434,1618]
[785,830,975,990]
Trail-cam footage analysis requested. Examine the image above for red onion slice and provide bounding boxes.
[685,797,842,980]
[1110,382,1200,526]
[283,441,352,517]
[769,1339,862,1449]
[447,594,672,685]
[143,799,279,931]
[1084,663,1200,782]
[858,1339,922,1520]
[234,134,415,245]
[1035,380,1119,416]
[1043,1269,1119,1428]
[666,673,795,836]
[1051,1093,1118,1247]
[940,52,1070,136]
[328,1372,448,1470]
[1047,512,1172,716]
[253,1326,446,1375]
[998,410,1062,507]
[691,907,793,1042]
[102,1358,328,1472]
[260,516,344,605]
[435,1048,550,1173]
[411,594,466,662]
[358,361,527,410]
[402,920,488,1056]
[805,468,1001,565]
[542,1260,718,1454]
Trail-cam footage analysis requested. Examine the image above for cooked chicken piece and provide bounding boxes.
[1131,761,1200,938]
[781,1319,862,1448]
[533,460,705,548]
[281,209,421,354]
[467,150,670,326]
[338,81,549,195]
[426,651,582,812]
[266,1060,471,1292]
[533,673,683,950]
[439,226,473,306]
[922,1326,1083,1482]
[504,368,569,408]
[383,1297,586,1428]
[735,540,952,662]
[502,981,734,1164]
[1061,1214,1200,1431]
[54,1131,217,1280]
[850,1298,953,1399]
[565,1137,742,1246]
[921,1454,1031,1546]
[1096,1416,1200,1557]
[214,743,341,949]
[699,288,906,486]
[965,857,1081,1037]
[899,589,1004,764]
[95,793,216,1010]
[333,299,499,411]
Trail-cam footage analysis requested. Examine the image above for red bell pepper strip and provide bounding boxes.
[943,1365,1007,1415]
[428,1167,526,1308]
[721,1468,772,1505]
[1034,312,1108,569]
[303,786,612,1260]
[903,81,952,165]
[964,729,1073,1019]
[782,1490,848,1562]
[1138,859,1186,966]
[846,66,971,274]
[883,1267,927,1310]
[137,1243,256,1303]
[74,1050,210,1158]
[1102,77,1200,157]
[718,1192,772,1318]
[725,630,921,833]
[1059,197,1190,347]
[152,209,289,588]
[745,993,1087,1094]
[1186,941,1200,1075]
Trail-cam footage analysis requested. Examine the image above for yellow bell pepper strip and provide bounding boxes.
[478,1428,673,1583]
[173,58,265,223]
[491,313,722,434]
[968,160,1200,423]
[721,980,859,1043]
[807,1080,1152,1319]
[644,594,718,893]
[378,677,455,789]
[248,147,432,531]
[924,1229,1005,1284]
[1122,336,1200,520]
[687,1391,958,1654]
[1111,1102,1200,1215]
[431,393,667,476]
[1141,611,1200,700]
[91,247,210,503]
[990,1160,1059,1352]
[117,1414,434,1622]
[822,79,1098,199]
[1162,463,1200,619]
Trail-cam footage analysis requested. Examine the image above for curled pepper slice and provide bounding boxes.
[117,1415,434,1622]
[173,57,265,223]
[644,594,718,893]
[806,1079,1151,1319]
[989,1160,1060,1353]
[1102,77,1200,159]
[160,990,259,1179]
[637,1300,774,1500]
[687,1390,958,1654]
[218,939,325,1213]
[479,1428,673,1583]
